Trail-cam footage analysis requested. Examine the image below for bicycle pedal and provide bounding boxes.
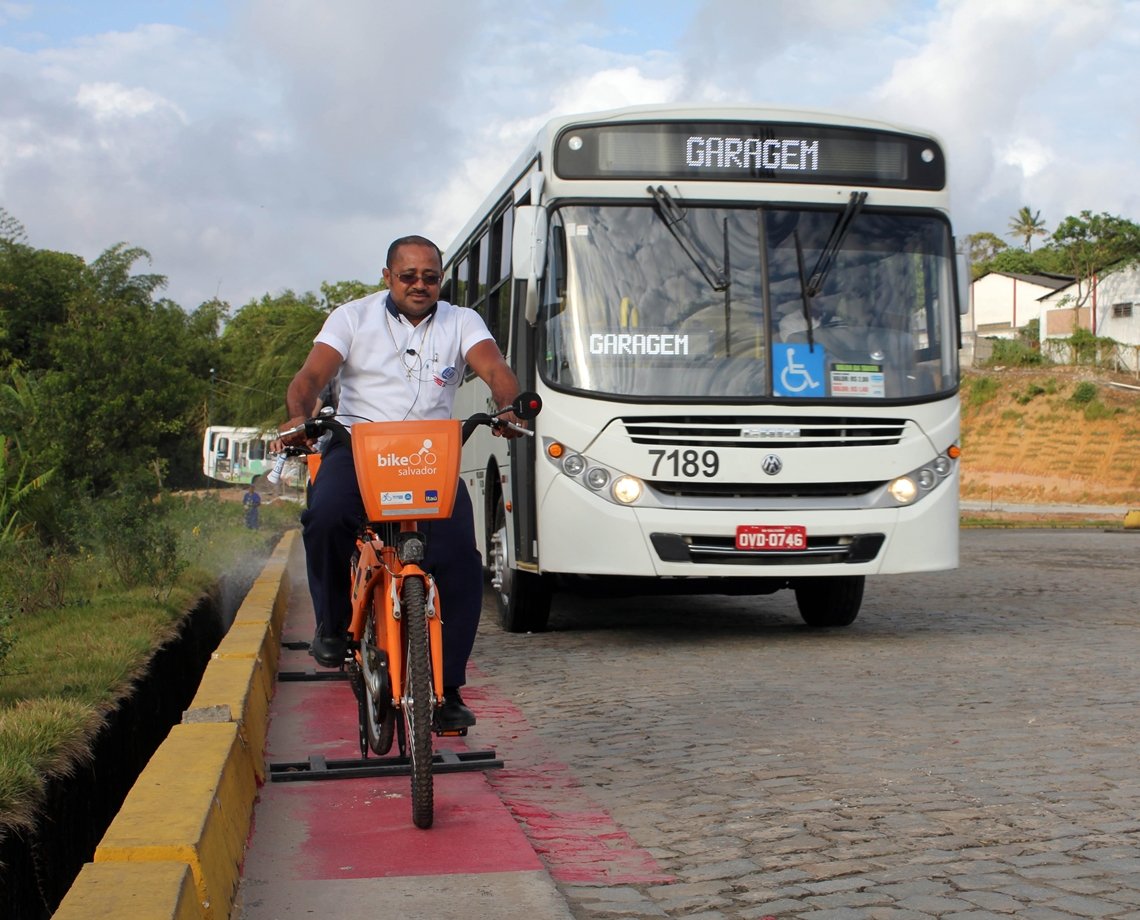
[434,727,468,738]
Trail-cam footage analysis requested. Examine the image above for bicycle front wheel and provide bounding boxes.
[401,574,434,829]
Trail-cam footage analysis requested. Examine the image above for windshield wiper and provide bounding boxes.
[793,190,867,351]
[647,185,729,292]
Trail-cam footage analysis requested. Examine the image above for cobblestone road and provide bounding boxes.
[467,529,1140,919]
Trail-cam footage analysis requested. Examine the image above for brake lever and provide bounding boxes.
[495,419,535,437]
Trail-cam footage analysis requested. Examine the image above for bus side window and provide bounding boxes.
[455,257,469,307]
[475,232,489,306]
[489,209,512,350]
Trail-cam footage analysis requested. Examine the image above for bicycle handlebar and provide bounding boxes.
[269,391,543,484]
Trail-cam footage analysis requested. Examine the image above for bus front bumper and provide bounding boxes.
[535,471,959,579]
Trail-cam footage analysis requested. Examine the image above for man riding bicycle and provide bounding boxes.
[280,235,524,731]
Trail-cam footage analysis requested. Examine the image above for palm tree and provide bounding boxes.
[1007,207,1048,251]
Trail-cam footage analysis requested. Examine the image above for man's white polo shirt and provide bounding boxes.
[314,291,494,424]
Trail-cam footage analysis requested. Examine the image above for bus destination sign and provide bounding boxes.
[554,121,945,190]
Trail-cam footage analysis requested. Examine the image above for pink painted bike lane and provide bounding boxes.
[234,560,671,919]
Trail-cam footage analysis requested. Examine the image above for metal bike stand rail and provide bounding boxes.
[269,748,504,783]
[271,639,503,781]
[278,641,351,682]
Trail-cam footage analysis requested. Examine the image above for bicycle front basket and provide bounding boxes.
[351,419,462,522]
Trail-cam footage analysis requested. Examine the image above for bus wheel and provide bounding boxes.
[490,492,552,633]
[794,576,865,628]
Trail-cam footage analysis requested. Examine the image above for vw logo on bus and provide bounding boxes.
[761,454,783,476]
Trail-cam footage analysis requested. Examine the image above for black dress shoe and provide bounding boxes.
[310,633,347,668]
[434,687,476,731]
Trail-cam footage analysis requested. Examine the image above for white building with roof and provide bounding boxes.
[960,270,1073,366]
[1039,262,1140,371]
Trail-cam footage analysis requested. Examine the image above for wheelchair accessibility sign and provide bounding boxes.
[772,344,826,397]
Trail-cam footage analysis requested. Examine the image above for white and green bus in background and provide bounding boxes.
[443,104,963,633]
[202,425,302,487]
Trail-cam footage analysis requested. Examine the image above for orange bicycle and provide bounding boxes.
[272,393,541,828]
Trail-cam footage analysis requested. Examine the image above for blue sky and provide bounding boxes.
[1,0,1138,310]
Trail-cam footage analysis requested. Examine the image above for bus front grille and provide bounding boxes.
[649,480,887,500]
[650,533,885,566]
[623,416,907,448]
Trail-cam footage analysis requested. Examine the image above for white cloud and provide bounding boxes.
[863,0,1127,234]
[1,0,1138,312]
[75,81,186,121]
[0,2,30,27]
[999,138,1051,180]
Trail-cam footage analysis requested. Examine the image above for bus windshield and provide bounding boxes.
[538,203,958,402]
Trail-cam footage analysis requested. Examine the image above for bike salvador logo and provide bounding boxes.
[376,439,439,477]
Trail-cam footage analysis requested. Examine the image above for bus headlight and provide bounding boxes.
[542,437,651,507]
[888,476,918,504]
[562,454,586,476]
[878,447,959,507]
[585,467,610,490]
[612,476,643,504]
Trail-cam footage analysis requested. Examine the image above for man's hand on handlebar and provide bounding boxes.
[278,416,316,448]
[490,391,542,439]
[492,410,526,439]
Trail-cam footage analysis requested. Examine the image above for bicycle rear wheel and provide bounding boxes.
[401,574,434,829]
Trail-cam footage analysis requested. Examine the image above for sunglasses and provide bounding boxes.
[393,270,442,286]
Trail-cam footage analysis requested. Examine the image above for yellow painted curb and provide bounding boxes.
[1124,509,1140,529]
[95,716,256,919]
[53,861,205,920]
[184,656,272,782]
[212,617,279,696]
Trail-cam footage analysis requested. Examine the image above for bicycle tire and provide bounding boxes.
[362,589,395,755]
[401,574,434,829]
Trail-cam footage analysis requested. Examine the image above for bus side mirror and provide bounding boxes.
[512,205,548,325]
[955,245,971,316]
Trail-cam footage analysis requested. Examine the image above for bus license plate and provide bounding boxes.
[736,525,807,551]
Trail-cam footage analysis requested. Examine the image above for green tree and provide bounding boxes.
[37,245,209,495]
[1047,211,1140,313]
[0,369,55,541]
[215,290,328,426]
[982,248,1067,278]
[0,212,87,370]
[214,280,381,425]
[964,232,1008,281]
[320,279,382,310]
[964,231,1008,279]
[1007,206,1048,251]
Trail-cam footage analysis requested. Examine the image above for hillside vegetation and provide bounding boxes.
[959,366,1140,507]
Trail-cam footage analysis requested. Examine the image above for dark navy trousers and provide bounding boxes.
[300,440,483,688]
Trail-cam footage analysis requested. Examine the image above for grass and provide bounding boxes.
[0,491,301,832]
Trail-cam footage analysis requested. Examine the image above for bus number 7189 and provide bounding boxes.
[649,448,720,478]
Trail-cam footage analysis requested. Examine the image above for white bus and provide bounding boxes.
[443,104,963,633]
[202,425,300,486]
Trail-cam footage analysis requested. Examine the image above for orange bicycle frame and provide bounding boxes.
[344,419,462,706]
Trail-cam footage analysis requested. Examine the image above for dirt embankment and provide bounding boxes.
[959,365,1140,508]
